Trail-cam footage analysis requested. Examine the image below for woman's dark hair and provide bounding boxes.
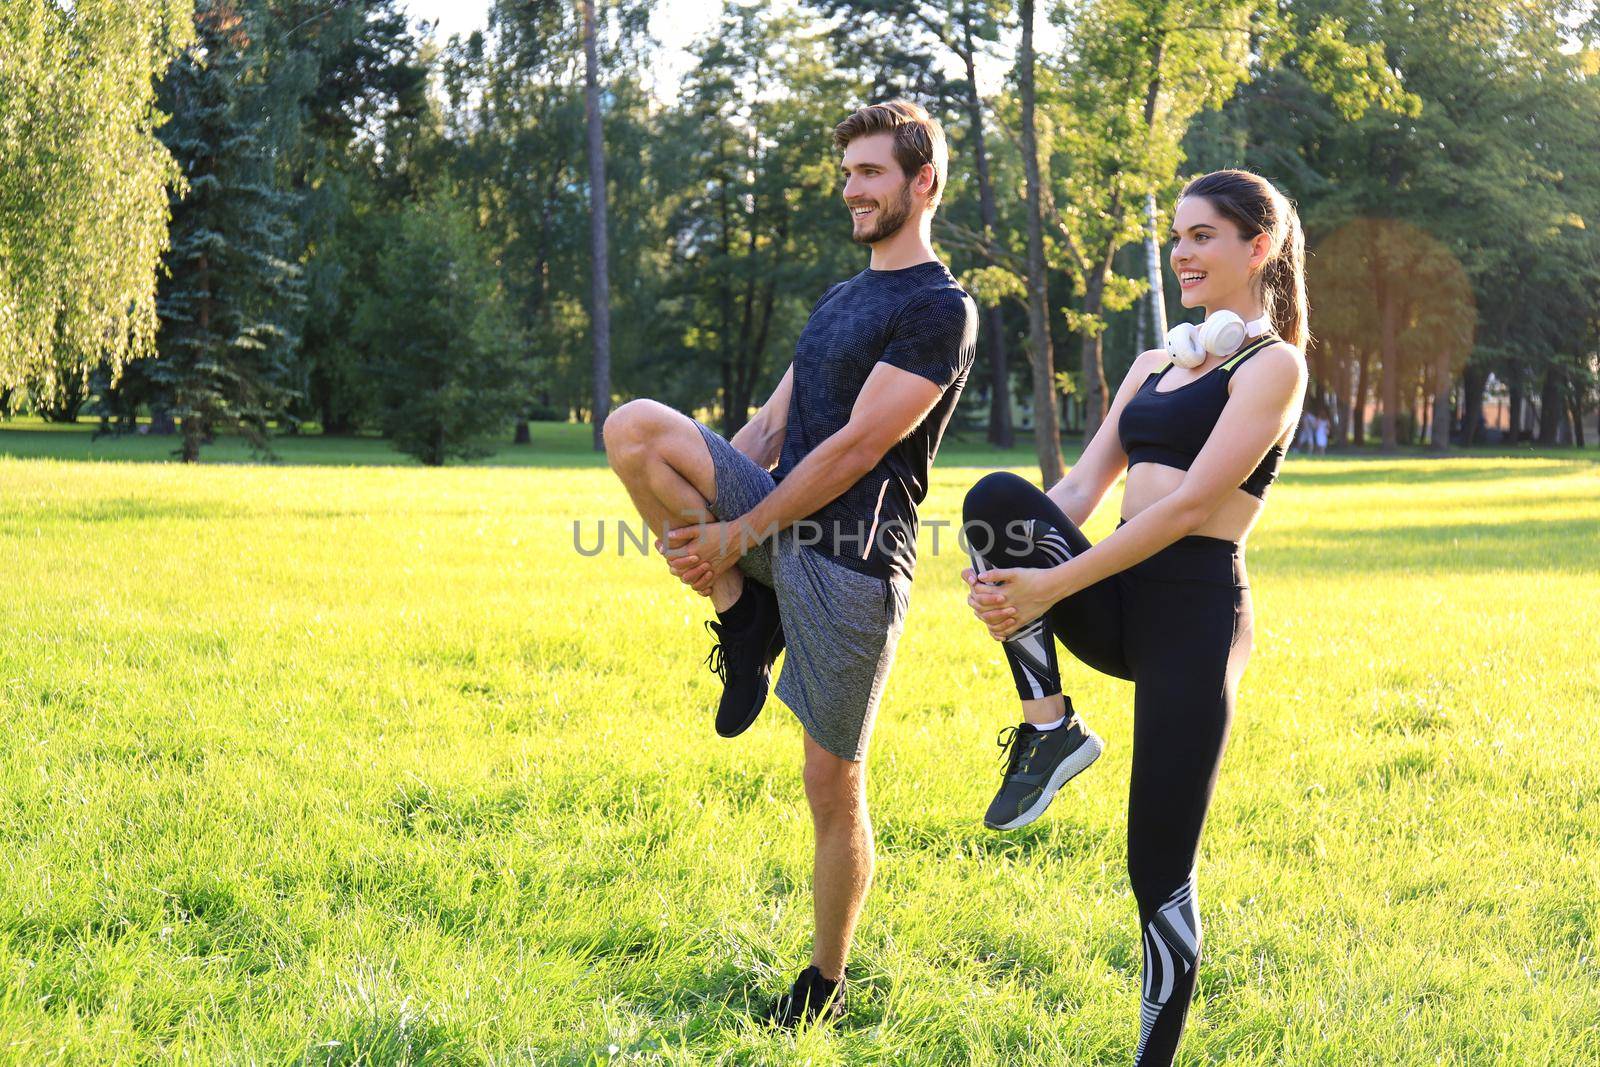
[1179,170,1309,350]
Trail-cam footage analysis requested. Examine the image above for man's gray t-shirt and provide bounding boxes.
[773,260,978,584]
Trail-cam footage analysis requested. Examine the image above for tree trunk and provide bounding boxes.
[1018,0,1063,485]
[1079,254,1112,440]
[1332,345,1351,447]
[1538,365,1563,445]
[1378,275,1399,451]
[1461,362,1485,445]
[1353,347,1370,447]
[1144,194,1169,346]
[960,32,1013,450]
[1507,365,1523,443]
[1139,45,1169,349]
[513,419,531,445]
[180,419,201,463]
[581,0,611,452]
[1570,390,1586,448]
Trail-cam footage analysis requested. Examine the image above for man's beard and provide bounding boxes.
[851,180,914,245]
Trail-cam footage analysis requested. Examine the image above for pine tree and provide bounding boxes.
[152,0,304,462]
[355,195,525,466]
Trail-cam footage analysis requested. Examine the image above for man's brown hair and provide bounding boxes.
[832,100,948,209]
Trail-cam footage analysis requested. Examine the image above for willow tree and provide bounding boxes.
[0,0,194,405]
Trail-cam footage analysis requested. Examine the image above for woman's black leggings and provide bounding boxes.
[963,471,1254,1067]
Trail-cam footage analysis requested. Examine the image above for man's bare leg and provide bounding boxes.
[604,399,744,611]
[802,732,873,981]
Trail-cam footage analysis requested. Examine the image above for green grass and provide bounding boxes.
[1,421,1598,1064]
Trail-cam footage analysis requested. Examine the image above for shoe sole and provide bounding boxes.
[985,729,1104,831]
[715,625,786,739]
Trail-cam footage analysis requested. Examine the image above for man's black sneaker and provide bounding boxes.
[764,965,846,1028]
[984,715,1104,830]
[703,581,784,738]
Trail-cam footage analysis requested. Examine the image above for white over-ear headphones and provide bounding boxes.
[1165,311,1272,369]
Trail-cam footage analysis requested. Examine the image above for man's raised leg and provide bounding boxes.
[603,398,743,612]
[605,398,783,738]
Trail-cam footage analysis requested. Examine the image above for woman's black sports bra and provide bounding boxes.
[1116,334,1286,499]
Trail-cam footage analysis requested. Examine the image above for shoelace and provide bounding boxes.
[702,619,728,683]
[996,725,1045,776]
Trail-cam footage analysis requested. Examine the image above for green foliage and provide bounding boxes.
[651,2,869,431]
[148,0,305,462]
[0,0,194,404]
[964,266,1029,307]
[277,0,430,435]
[354,196,525,466]
[1194,0,1600,444]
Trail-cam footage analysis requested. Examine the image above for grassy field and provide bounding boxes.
[1,420,1598,1064]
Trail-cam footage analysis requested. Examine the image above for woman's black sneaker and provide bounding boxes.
[984,715,1104,830]
[764,965,846,1028]
[703,581,784,737]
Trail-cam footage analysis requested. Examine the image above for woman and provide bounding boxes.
[960,169,1307,1066]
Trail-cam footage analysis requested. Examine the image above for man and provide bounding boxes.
[602,100,977,1026]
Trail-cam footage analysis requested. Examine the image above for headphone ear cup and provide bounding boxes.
[1166,323,1205,368]
[1198,310,1245,356]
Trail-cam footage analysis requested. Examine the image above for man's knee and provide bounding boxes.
[803,746,865,824]
[605,399,673,471]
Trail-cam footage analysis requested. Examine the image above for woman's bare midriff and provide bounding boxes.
[1120,462,1263,546]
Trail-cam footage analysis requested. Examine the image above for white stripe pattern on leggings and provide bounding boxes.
[973,540,1057,700]
[1029,521,1073,566]
[1135,873,1200,1065]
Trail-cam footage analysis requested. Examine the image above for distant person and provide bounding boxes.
[960,170,1308,1066]
[1315,412,1330,455]
[602,101,976,1027]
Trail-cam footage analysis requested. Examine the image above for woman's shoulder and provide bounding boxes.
[1228,339,1306,399]
[1241,339,1305,377]
[1131,347,1173,376]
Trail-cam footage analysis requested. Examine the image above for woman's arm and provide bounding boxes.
[1046,349,1167,526]
[974,344,1305,637]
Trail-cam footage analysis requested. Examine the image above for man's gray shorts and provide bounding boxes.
[694,421,910,762]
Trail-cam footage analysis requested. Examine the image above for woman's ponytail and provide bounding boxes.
[1262,207,1308,350]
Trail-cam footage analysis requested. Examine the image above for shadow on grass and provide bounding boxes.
[0,498,255,525]
[876,814,1116,861]
[1274,456,1599,488]
[0,421,610,469]
[1252,515,1600,575]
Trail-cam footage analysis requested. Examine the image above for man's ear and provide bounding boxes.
[916,163,936,201]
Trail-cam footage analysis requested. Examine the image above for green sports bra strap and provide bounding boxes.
[1220,334,1279,373]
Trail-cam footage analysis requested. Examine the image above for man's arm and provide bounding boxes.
[740,362,940,542]
[668,362,942,582]
[728,364,793,470]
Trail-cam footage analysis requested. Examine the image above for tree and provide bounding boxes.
[1038,0,1409,442]
[659,3,862,435]
[0,0,193,404]
[1312,219,1474,451]
[1199,0,1597,450]
[1017,0,1066,483]
[356,196,525,465]
[581,0,612,451]
[275,0,430,435]
[810,0,1018,448]
[152,0,305,462]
